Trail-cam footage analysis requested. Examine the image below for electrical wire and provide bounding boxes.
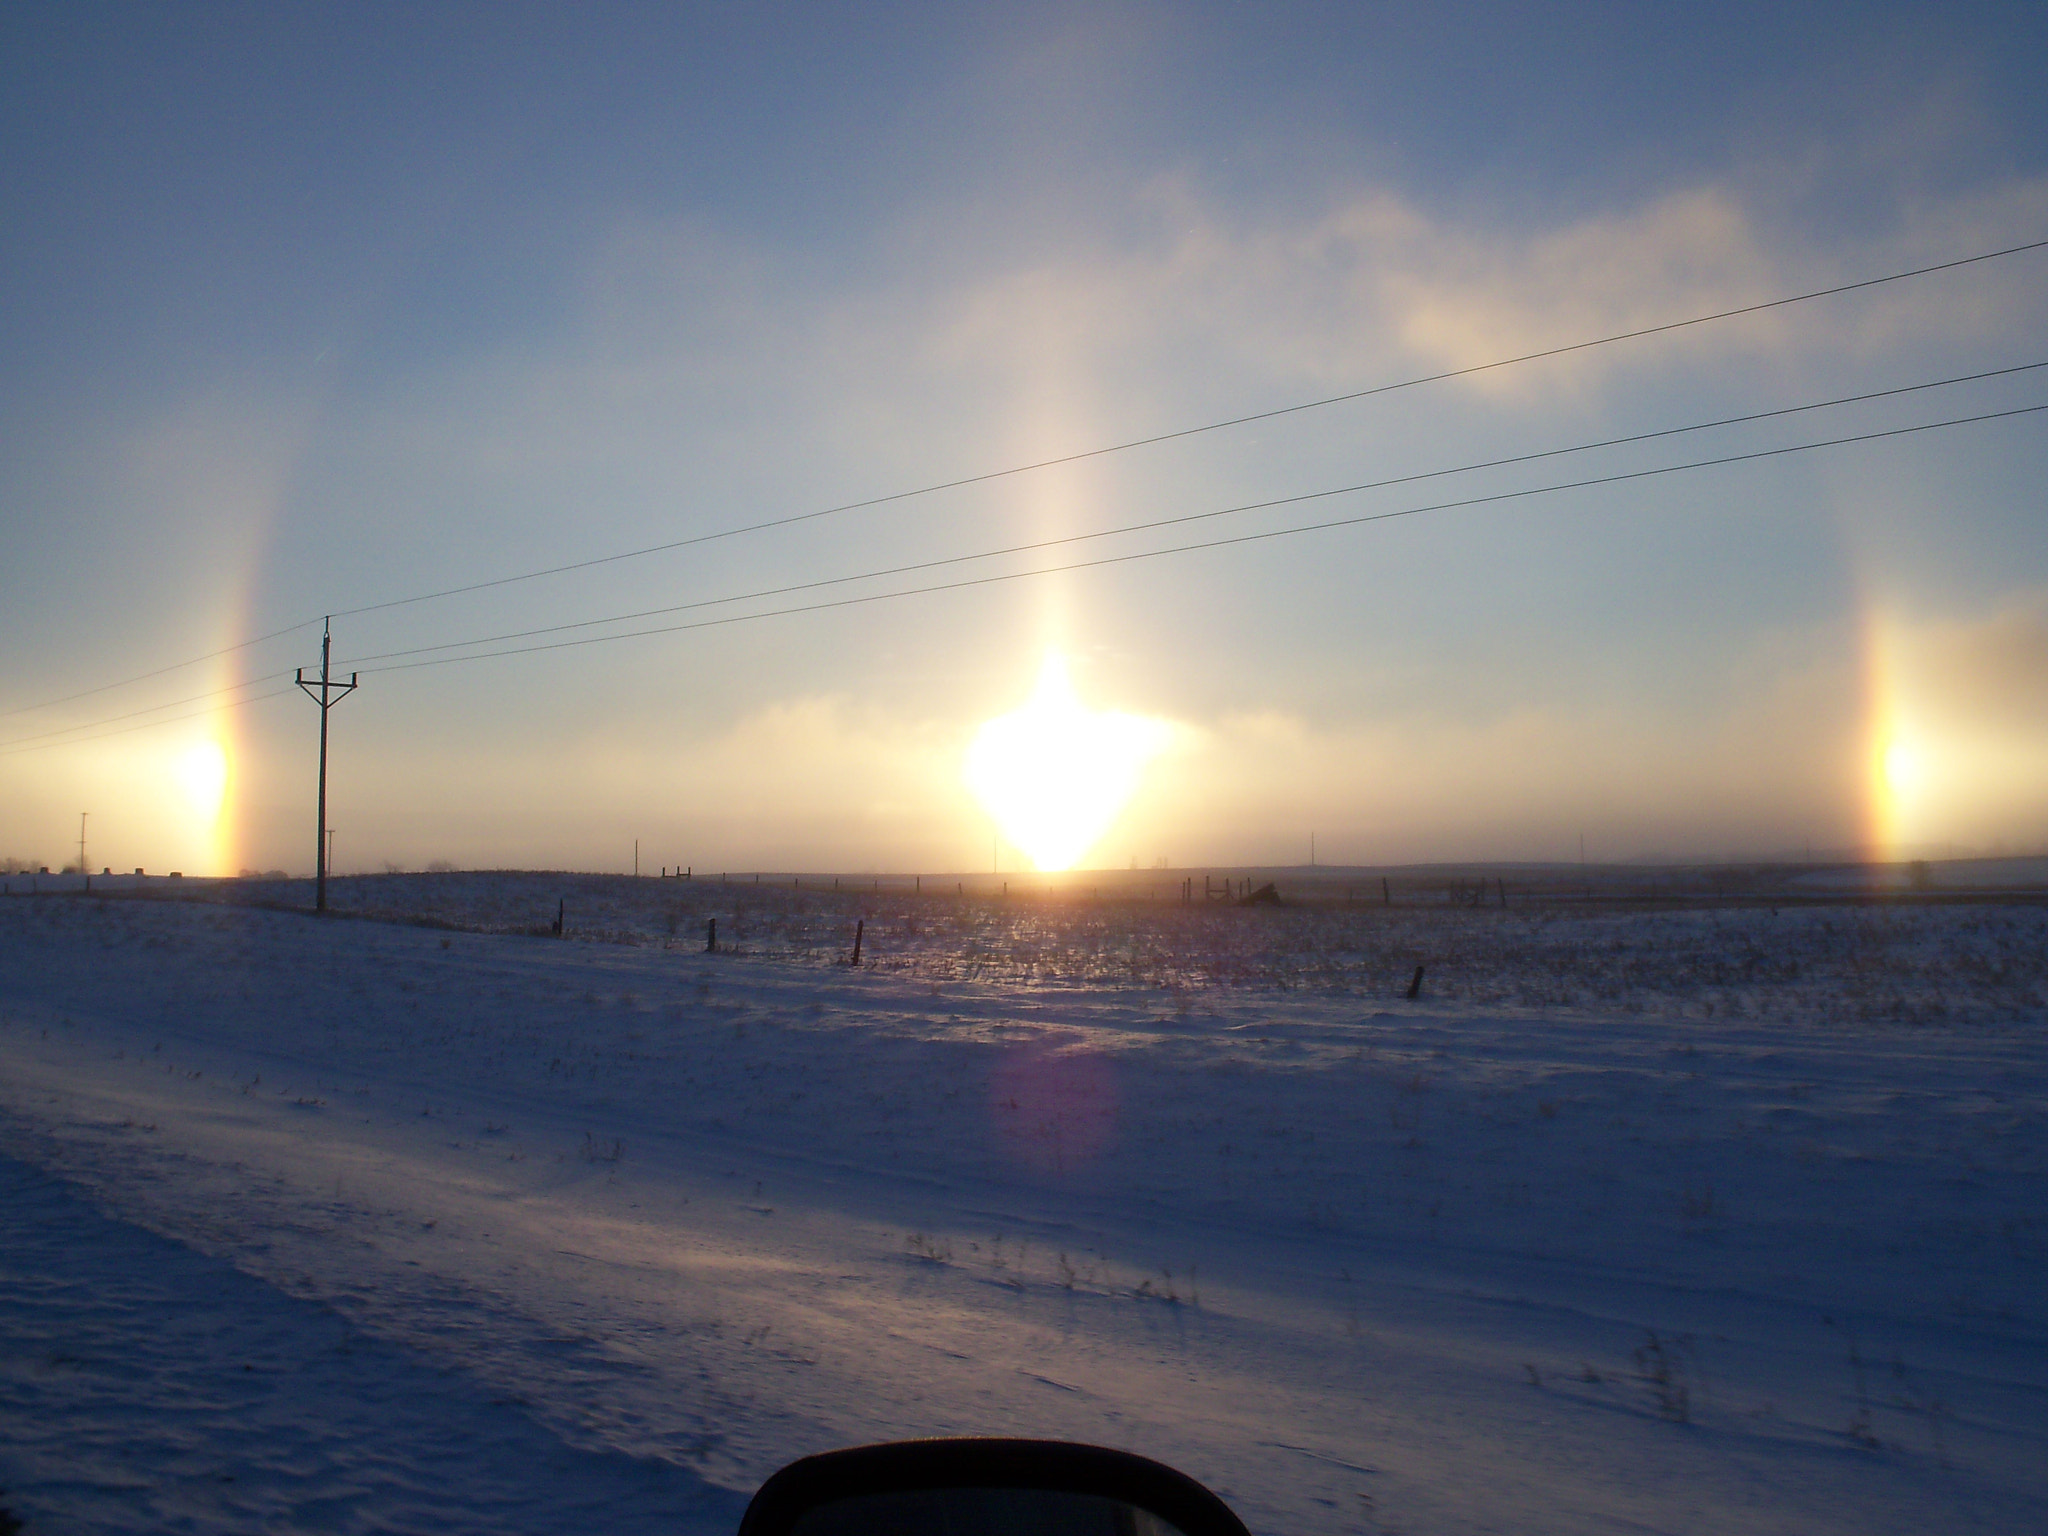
[0,687,296,759]
[352,402,2048,676]
[323,236,2048,622]
[16,363,2044,743]
[0,671,296,753]
[0,619,319,722]
[332,361,2048,670]
[9,235,2041,720]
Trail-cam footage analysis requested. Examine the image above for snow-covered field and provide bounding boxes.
[2,879,2044,1534]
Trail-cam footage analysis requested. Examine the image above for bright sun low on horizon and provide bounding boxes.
[964,654,1171,873]
[174,739,229,827]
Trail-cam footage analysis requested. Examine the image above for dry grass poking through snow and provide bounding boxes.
[158,870,2048,1027]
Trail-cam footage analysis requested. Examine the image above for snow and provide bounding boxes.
[1,879,2044,1534]
[0,1154,741,1534]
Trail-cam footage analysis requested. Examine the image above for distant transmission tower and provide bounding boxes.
[295,617,359,914]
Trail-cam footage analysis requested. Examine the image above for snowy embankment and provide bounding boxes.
[0,888,2044,1535]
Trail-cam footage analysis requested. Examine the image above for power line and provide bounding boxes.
[10,398,2039,744]
[334,361,2048,670]
[0,619,318,722]
[0,670,295,752]
[0,687,295,758]
[11,236,2044,724]
[325,236,2048,622]
[352,401,2047,676]
[13,360,2042,743]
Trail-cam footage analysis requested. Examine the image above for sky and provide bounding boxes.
[2,1,2046,877]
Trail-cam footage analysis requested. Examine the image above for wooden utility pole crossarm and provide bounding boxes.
[295,617,359,914]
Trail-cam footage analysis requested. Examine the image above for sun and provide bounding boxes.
[1881,737,1923,797]
[964,654,1170,872]
[174,738,229,824]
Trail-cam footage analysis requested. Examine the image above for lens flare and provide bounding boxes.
[965,653,1170,872]
[988,1042,1119,1175]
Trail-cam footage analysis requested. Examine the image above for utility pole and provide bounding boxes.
[78,812,87,877]
[327,828,336,874]
[295,618,359,914]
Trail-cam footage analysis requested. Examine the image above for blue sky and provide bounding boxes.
[3,2,2045,875]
